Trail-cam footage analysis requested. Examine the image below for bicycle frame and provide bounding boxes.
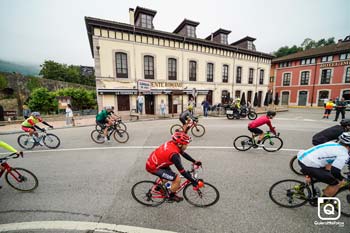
[0,153,23,182]
[152,165,200,199]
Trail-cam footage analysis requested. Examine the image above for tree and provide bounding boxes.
[26,76,41,91]
[0,74,8,89]
[28,88,58,113]
[55,87,97,110]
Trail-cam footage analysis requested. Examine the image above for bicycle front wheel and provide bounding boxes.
[113,129,129,143]
[43,133,61,149]
[335,187,350,217]
[262,136,283,152]
[269,179,311,208]
[17,134,35,150]
[116,122,127,131]
[170,124,183,135]
[91,130,105,144]
[183,182,220,207]
[290,155,303,175]
[5,167,39,192]
[233,135,253,151]
[131,181,166,207]
[191,124,205,137]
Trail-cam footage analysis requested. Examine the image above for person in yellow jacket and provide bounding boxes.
[0,140,22,188]
[323,99,334,119]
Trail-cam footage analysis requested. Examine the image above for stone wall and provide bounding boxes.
[0,72,95,115]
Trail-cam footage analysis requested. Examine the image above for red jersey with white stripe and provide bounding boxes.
[248,115,275,134]
[146,141,181,172]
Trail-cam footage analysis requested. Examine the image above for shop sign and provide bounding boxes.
[137,80,151,91]
[151,81,183,89]
[320,60,350,68]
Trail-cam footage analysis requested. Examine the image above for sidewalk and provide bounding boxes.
[0,107,288,135]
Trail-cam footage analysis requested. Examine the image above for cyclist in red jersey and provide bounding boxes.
[146,131,202,202]
[248,110,277,144]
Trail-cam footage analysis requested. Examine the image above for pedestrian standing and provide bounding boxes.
[334,97,346,121]
[137,94,144,114]
[22,103,31,119]
[160,99,166,117]
[65,104,74,126]
[323,99,334,119]
[188,97,195,114]
[201,99,210,117]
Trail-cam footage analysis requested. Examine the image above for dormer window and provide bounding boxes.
[221,34,228,45]
[187,25,196,38]
[141,14,153,29]
[247,41,253,50]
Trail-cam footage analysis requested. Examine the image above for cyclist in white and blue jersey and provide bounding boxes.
[297,132,350,197]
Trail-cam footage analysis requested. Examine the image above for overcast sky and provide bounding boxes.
[0,0,349,66]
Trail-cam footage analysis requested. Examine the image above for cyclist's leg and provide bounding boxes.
[299,161,340,197]
[153,168,179,192]
[249,128,263,143]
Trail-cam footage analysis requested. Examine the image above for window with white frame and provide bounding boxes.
[283,73,291,86]
[345,67,350,83]
[248,68,254,84]
[320,69,331,84]
[300,71,310,85]
[168,58,177,80]
[259,69,264,85]
[115,52,128,78]
[207,63,214,82]
[222,65,228,83]
[340,53,350,60]
[321,55,333,63]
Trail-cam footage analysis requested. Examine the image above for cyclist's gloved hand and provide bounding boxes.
[41,128,46,132]
[194,161,202,166]
[16,151,23,157]
[193,180,204,191]
[49,125,54,129]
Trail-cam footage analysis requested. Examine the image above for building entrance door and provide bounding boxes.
[145,94,154,114]
[281,92,289,105]
[168,95,177,114]
[117,95,130,111]
[298,91,308,106]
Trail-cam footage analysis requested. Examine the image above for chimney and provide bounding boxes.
[129,8,135,26]
[338,39,343,43]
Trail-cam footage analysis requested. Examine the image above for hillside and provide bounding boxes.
[0,59,40,76]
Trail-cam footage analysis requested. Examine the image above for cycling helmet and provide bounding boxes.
[266,110,276,117]
[340,118,350,127]
[172,131,192,145]
[338,132,350,145]
[31,112,41,117]
[187,105,193,111]
[105,106,113,110]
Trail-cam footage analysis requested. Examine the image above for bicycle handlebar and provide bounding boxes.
[0,152,23,162]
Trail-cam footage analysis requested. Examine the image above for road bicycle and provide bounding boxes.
[95,118,127,132]
[170,118,206,137]
[131,165,220,207]
[17,129,60,150]
[91,123,129,144]
[233,131,283,152]
[0,152,39,192]
[269,174,350,217]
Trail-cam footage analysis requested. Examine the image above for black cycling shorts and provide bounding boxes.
[248,127,263,135]
[298,161,339,185]
[96,120,107,129]
[153,167,177,181]
[179,117,187,125]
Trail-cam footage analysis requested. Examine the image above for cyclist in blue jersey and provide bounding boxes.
[297,132,350,197]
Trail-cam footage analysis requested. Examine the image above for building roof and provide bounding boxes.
[272,40,350,63]
[230,36,256,46]
[205,28,231,40]
[84,16,274,59]
[173,19,200,33]
[134,6,157,21]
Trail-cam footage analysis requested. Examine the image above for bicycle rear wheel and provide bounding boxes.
[269,179,311,208]
[43,133,61,149]
[191,124,205,137]
[248,112,257,120]
[170,124,183,135]
[91,130,105,144]
[262,136,283,152]
[17,134,35,150]
[290,155,303,175]
[5,167,39,192]
[131,181,166,207]
[233,135,253,151]
[113,129,129,143]
[183,182,220,207]
[335,187,350,217]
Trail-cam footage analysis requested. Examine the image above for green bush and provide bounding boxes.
[28,88,58,114]
[0,74,8,89]
[54,87,96,110]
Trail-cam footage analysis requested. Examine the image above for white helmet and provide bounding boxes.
[105,106,113,110]
[31,112,41,117]
[338,132,350,145]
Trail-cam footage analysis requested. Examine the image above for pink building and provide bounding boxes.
[272,36,350,106]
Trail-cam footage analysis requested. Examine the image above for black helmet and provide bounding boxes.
[266,110,276,117]
[340,118,350,127]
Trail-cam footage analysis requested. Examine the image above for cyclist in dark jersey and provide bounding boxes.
[146,131,202,202]
[179,106,196,133]
[312,118,350,146]
[96,106,114,142]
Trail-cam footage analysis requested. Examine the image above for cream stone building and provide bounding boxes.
[85,6,274,115]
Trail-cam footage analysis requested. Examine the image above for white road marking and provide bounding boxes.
[0,221,176,233]
[0,146,301,155]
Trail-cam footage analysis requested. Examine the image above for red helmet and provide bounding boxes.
[172,131,191,145]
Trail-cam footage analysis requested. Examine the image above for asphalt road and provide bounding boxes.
[0,108,349,233]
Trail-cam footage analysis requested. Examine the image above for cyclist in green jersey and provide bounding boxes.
[0,141,22,189]
[96,106,114,142]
